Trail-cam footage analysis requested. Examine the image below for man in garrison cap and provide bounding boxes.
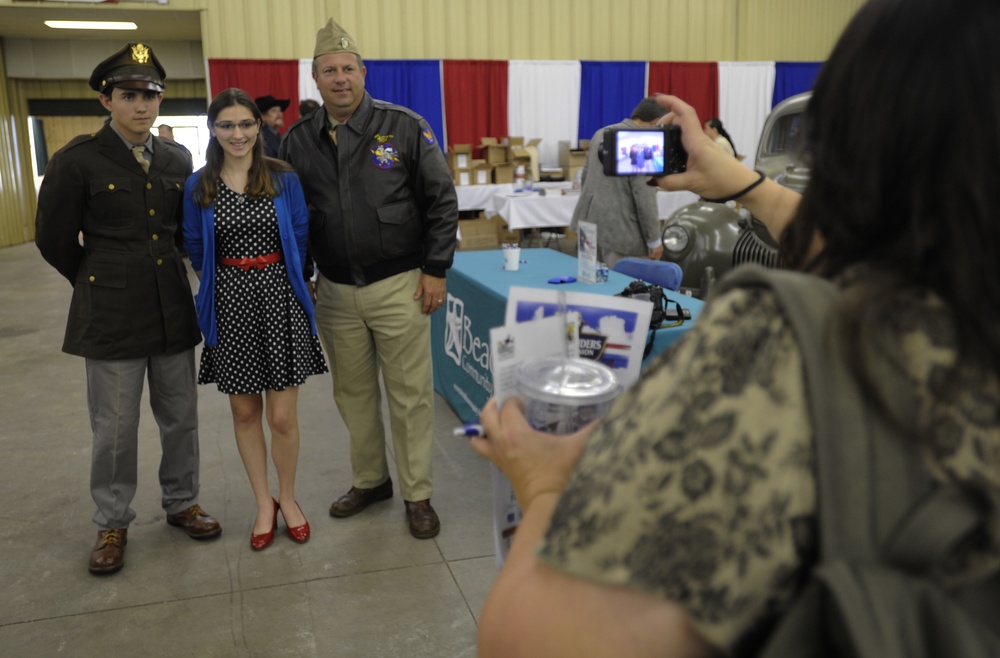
[254,94,290,158]
[281,19,457,540]
[35,42,221,576]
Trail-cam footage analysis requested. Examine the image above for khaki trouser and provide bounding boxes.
[314,269,434,501]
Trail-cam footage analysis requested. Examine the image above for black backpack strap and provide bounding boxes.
[716,267,872,560]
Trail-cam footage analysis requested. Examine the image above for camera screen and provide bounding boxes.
[611,129,666,175]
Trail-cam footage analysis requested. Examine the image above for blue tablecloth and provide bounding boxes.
[432,248,704,422]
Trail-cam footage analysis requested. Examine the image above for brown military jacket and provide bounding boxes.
[35,124,201,359]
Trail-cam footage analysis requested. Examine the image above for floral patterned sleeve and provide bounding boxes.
[538,287,819,654]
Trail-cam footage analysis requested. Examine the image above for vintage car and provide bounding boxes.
[660,91,811,298]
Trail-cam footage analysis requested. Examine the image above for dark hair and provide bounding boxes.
[299,99,320,115]
[706,118,737,157]
[631,97,668,123]
[195,87,292,208]
[782,0,1000,394]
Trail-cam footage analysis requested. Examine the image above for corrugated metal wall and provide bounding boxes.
[198,0,863,61]
[0,0,865,248]
[0,45,36,248]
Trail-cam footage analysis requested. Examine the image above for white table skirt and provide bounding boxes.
[482,189,701,230]
[456,184,513,211]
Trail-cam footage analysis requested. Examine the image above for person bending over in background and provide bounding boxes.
[570,97,668,268]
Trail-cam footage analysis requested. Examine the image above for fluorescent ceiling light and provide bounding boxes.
[44,20,139,30]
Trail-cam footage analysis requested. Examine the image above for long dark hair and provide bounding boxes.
[781,0,1000,400]
[195,87,292,208]
[706,118,737,157]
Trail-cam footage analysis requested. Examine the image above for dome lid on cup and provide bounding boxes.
[516,356,620,405]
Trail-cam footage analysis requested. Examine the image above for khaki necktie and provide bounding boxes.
[131,145,150,174]
[328,125,338,146]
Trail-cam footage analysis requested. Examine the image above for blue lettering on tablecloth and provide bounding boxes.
[443,293,493,395]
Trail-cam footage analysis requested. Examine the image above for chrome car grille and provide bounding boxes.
[732,229,782,269]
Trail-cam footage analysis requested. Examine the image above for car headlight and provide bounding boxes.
[662,224,689,252]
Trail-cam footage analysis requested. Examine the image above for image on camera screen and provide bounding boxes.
[613,130,665,175]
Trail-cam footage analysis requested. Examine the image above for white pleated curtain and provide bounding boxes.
[717,62,776,165]
[506,61,582,168]
[299,59,322,105]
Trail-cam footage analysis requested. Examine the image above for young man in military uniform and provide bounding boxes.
[35,42,221,575]
[281,19,457,539]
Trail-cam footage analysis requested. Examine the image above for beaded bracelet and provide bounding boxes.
[702,169,766,204]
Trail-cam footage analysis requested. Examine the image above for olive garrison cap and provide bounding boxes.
[314,18,361,59]
[89,42,166,94]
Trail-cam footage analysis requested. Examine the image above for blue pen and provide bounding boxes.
[452,422,484,438]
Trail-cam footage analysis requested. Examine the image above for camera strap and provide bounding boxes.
[616,281,678,359]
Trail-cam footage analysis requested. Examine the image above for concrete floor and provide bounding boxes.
[0,242,498,657]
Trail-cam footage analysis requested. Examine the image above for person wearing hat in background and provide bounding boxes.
[281,18,458,539]
[255,94,290,158]
[35,42,222,576]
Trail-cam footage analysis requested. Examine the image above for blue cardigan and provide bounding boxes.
[182,169,316,348]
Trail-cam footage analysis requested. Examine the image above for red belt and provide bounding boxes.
[219,250,283,271]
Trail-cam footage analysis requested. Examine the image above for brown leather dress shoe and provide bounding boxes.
[166,504,222,539]
[329,478,393,518]
[405,500,440,539]
[89,528,127,575]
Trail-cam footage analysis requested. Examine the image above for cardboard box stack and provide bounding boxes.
[559,140,588,182]
[479,137,509,167]
[457,212,499,250]
[509,138,542,181]
[447,136,547,186]
[447,144,474,186]
[457,213,522,251]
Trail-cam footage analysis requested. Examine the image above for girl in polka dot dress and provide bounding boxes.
[182,88,327,551]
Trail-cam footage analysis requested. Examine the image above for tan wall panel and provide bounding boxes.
[191,0,840,61]
[40,116,106,159]
[193,0,858,60]
[738,0,864,61]
[18,79,206,100]
[0,50,37,248]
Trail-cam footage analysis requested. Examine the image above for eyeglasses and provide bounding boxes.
[213,120,259,133]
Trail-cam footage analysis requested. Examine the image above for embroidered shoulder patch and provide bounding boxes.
[371,142,400,169]
[422,127,436,145]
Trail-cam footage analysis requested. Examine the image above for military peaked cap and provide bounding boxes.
[89,42,166,94]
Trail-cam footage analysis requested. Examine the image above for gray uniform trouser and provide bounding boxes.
[85,349,200,530]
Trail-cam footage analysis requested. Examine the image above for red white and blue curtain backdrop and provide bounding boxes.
[208,58,822,165]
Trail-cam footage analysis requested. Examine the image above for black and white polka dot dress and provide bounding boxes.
[198,183,328,395]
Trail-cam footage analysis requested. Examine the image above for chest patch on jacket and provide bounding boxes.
[371,142,401,169]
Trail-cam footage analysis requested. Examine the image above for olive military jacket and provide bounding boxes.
[35,124,201,360]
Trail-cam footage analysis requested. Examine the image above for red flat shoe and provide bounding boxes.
[282,501,310,544]
[250,499,279,551]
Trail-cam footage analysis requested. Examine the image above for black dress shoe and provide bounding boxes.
[329,478,393,518]
[405,500,440,539]
[166,504,222,539]
[89,528,127,575]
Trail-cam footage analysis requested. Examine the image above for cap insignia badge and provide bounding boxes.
[131,43,150,64]
[340,38,350,49]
